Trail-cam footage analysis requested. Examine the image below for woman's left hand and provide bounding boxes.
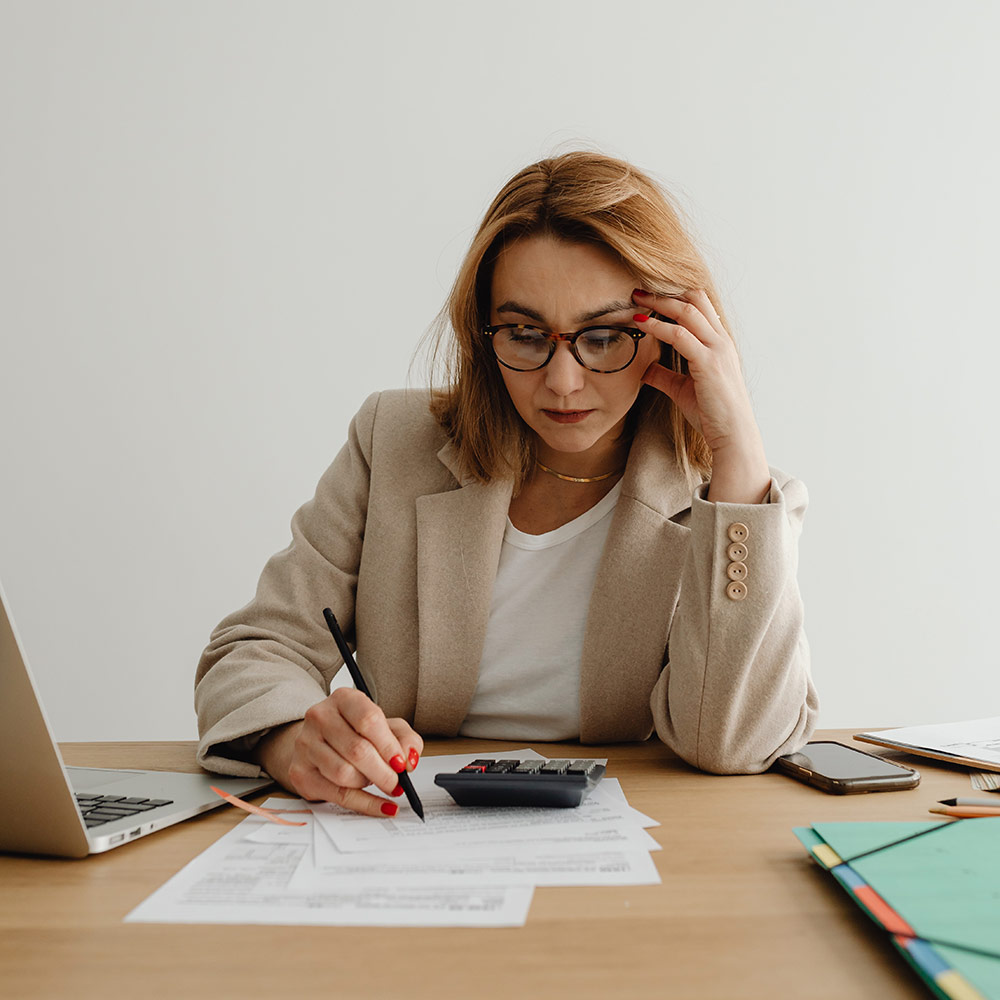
[633,288,771,504]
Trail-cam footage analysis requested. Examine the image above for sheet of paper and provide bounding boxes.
[239,797,314,843]
[861,717,1000,765]
[291,819,661,890]
[314,751,649,853]
[971,770,1000,792]
[127,754,661,927]
[124,814,532,927]
[596,778,659,828]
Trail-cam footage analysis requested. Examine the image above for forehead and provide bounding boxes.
[490,235,635,319]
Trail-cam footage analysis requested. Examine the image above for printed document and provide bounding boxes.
[126,750,661,927]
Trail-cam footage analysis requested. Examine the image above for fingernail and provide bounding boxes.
[380,801,398,816]
[632,288,651,298]
[391,783,404,797]
[633,314,649,323]
[389,754,406,773]
[408,747,420,769]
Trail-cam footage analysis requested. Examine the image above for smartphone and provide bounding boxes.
[775,741,920,794]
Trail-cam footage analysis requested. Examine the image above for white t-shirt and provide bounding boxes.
[458,481,623,740]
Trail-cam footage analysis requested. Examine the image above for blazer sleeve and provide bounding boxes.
[193,392,381,777]
[650,473,819,774]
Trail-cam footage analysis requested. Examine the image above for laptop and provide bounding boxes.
[0,579,272,857]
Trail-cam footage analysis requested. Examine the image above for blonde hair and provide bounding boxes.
[429,151,725,487]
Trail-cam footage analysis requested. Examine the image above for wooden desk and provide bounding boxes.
[0,730,972,1000]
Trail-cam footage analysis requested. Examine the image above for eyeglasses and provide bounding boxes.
[481,324,647,373]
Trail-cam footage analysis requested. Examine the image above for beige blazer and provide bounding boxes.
[195,390,818,777]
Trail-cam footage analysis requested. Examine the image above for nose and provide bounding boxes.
[543,341,586,398]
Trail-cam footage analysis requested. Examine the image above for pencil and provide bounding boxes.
[928,804,1000,818]
[322,608,425,821]
[938,797,1000,807]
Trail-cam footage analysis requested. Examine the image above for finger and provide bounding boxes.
[300,719,376,790]
[679,289,727,338]
[388,718,424,771]
[295,768,401,818]
[331,784,402,818]
[633,290,721,348]
[633,311,708,367]
[335,689,410,791]
[302,691,401,795]
[641,362,689,402]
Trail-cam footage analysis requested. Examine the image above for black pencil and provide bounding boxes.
[322,608,425,821]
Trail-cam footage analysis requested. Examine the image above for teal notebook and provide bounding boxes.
[794,818,1000,1000]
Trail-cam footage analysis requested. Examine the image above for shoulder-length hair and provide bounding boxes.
[429,151,726,488]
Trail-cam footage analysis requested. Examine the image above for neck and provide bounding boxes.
[534,438,630,482]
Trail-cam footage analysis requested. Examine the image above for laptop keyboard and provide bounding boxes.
[75,793,174,828]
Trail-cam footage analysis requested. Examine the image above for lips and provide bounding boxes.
[542,409,593,424]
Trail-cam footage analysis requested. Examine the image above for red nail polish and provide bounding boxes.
[391,783,404,797]
[408,747,419,769]
[380,801,398,816]
[389,754,406,773]
[633,314,649,323]
[633,288,650,298]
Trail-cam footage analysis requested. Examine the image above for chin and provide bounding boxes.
[534,426,608,455]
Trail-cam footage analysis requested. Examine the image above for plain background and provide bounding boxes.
[1,1,997,741]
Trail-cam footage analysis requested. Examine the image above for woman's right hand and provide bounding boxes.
[254,687,423,817]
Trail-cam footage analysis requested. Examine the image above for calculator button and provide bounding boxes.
[513,761,543,773]
[540,760,571,773]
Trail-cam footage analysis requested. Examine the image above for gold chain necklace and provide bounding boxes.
[535,460,624,484]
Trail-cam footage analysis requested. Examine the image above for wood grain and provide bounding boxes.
[0,730,969,1000]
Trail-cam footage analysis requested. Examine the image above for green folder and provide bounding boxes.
[794,818,1000,1000]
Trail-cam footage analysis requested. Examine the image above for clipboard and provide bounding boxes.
[854,733,1000,774]
[855,717,1000,774]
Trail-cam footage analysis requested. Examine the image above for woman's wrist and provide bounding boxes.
[254,720,304,787]
[706,437,771,504]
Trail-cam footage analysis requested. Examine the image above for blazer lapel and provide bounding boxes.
[579,426,700,742]
[413,442,513,735]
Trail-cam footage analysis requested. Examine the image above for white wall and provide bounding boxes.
[1,0,997,740]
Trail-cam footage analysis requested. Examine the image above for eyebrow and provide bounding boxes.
[495,299,636,325]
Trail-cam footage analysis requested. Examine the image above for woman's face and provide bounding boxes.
[489,234,659,471]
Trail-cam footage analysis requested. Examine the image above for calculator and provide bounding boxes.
[434,758,607,808]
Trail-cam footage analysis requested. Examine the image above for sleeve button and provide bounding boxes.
[726,561,748,581]
[727,522,749,543]
[727,541,748,562]
[726,580,748,601]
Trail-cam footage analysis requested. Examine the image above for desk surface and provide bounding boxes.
[0,730,974,1000]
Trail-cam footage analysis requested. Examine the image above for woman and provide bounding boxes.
[195,151,818,817]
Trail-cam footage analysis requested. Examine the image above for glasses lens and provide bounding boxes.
[492,326,551,370]
[575,328,636,372]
